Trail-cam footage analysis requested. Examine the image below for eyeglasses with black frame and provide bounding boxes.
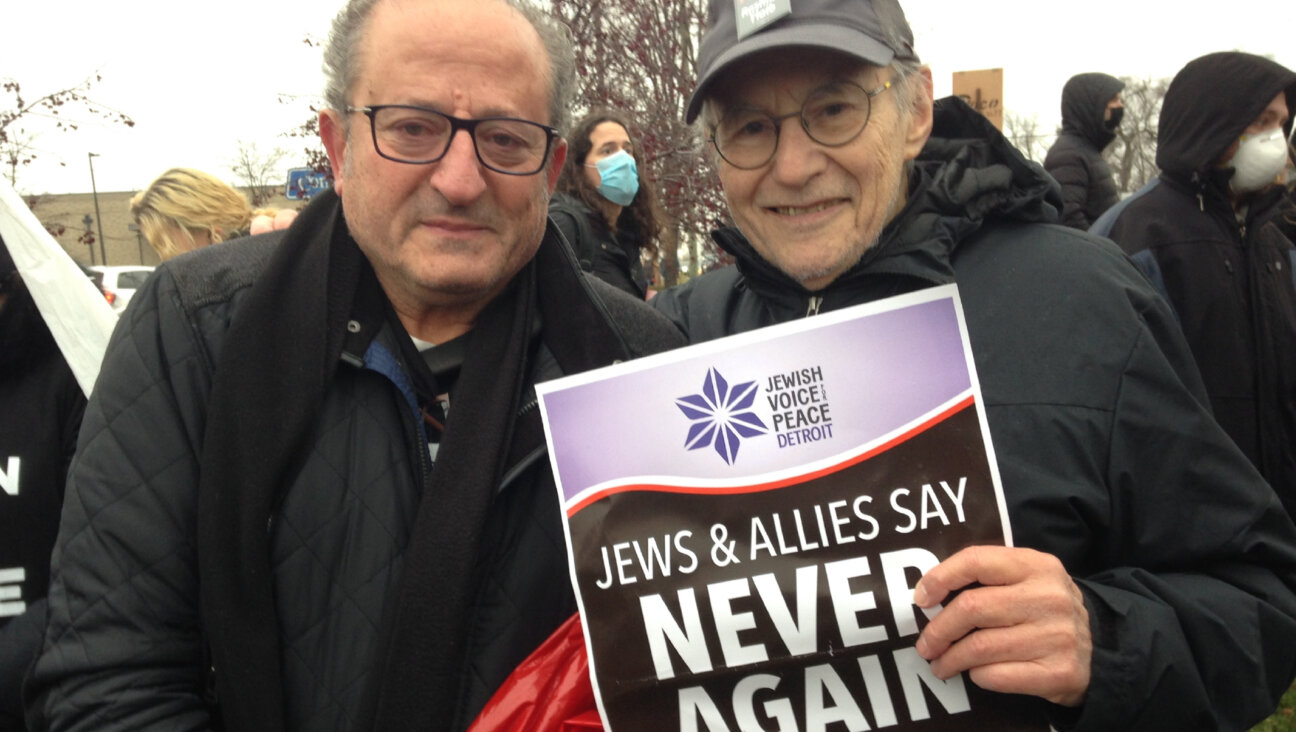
[709,79,893,170]
[347,105,558,176]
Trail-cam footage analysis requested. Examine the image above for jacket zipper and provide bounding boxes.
[498,398,545,493]
[517,397,539,417]
[806,296,823,317]
[408,390,434,490]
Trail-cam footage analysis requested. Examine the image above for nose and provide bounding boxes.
[767,117,828,186]
[428,128,488,206]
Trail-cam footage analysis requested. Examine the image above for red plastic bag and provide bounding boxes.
[468,613,603,732]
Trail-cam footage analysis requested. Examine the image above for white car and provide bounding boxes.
[88,265,155,313]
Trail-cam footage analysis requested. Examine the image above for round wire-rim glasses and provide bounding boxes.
[348,104,558,176]
[710,79,893,170]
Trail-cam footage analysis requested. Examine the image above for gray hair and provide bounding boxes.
[887,58,927,124]
[321,0,576,135]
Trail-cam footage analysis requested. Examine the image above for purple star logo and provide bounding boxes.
[676,368,769,465]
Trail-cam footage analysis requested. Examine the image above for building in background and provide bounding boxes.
[24,187,305,267]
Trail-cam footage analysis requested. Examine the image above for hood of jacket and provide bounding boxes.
[1157,52,1296,177]
[713,96,1062,300]
[1060,72,1125,150]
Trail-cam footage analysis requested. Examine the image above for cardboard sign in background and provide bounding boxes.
[952,68,1004,130]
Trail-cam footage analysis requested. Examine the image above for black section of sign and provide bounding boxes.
[569,404,1047,731]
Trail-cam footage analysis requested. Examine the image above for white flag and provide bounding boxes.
[0,177,117,397]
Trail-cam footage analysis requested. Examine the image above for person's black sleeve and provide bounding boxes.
[24,268,214,731]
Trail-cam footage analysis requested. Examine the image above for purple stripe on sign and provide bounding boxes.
[542,296,972,502]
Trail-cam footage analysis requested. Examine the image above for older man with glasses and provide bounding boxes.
[25,1,683,731]
[652,0,1296,729]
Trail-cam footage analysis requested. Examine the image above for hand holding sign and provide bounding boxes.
[913,545,1092,707]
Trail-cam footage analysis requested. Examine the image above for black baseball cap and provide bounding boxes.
[687,0,919,123]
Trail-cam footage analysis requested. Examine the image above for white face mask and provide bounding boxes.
[1228,127,1289,194]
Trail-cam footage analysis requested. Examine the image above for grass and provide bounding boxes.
[1252,683,1296,731]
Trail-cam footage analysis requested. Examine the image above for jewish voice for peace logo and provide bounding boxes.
[675,368,769,465]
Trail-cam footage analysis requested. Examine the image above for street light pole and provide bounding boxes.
[88,152,107,265]
[82,213,96,266]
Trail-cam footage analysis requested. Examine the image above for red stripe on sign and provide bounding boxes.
[565,394,975,517]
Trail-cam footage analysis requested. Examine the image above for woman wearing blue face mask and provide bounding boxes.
[550,110,671,299]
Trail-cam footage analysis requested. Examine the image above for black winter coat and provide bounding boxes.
[1104,52,1296,515]
[0,286,84,732]
[653,97,1296,731]
[1108,177,1296,514]
[26,204,684,731]
[1043,73,1124,230]
[549,193,650,299]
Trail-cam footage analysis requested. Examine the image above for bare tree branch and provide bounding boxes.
[549,0,726,286]
[228,140,287,207]
[1,75,135,191]
[1103,76,1169,195]
[1003,111,1051,164]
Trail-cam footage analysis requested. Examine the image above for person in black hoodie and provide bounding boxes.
[1104,52,1296,519]
[652,0,1296,728]
[1044,72,1125,229]
[0,236,86,732]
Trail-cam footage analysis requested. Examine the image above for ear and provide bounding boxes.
[545,138,568,194]
[902,67,935,161]
[320,108,349,196]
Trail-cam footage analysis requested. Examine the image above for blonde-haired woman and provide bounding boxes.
[129,168,252,261]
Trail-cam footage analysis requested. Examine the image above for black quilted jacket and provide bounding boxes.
[1042,73,1124,230]
[27,220,684,731]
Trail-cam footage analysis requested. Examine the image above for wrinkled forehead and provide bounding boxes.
[706,47,884,117]
[354,0,551,101]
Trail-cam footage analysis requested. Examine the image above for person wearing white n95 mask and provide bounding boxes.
[1105,52,1296,515]
[1229,126,1290,194]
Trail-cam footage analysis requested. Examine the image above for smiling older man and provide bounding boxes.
[652,0,1296,729]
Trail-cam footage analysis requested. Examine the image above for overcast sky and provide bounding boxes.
[4,1,1294,196]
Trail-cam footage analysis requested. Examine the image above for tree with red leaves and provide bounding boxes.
[548,0,730,286]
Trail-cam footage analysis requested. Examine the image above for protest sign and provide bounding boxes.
[538,285,1048,731]
[952,68,1004,130]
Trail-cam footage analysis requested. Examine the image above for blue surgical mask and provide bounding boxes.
[587,150,640,206]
